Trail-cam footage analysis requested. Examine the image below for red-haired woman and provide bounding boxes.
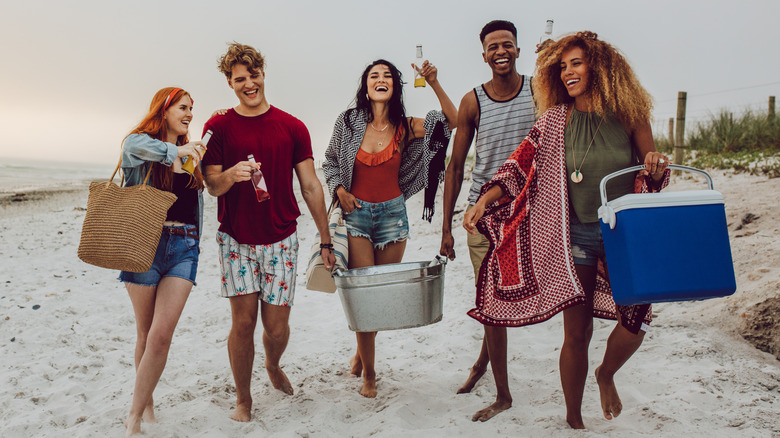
[118,87,206,436]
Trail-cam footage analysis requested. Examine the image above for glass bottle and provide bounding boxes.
[247,154,270,202]
[540,19,554,44]
[181,129,212,175]
[413,44,425,88]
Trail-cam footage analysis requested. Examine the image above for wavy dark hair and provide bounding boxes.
[345,59,410,151]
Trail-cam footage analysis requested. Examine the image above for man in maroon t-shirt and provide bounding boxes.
[202,42,335,423]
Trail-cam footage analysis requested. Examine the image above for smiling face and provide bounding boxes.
[164,94,193,142]
[481,30,519,76]
[560,46,591,103]
[228,63,267,113]
[366,64,393,103]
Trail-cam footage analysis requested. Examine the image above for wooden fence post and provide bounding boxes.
[769,96,776,120]
[674,91,687,170]
[668,118,674,145]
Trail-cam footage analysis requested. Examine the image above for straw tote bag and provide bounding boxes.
[305,202,348,293]
[78,156,177,273]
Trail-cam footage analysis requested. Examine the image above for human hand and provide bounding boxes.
[228,160,259,183]
[178,141,207,166]
[320,247,336,271]
[413,60,438,85]
[535,39,555,54]
[463,203,485,235]
[642,152,670,182]
[337,189,361,214]
[439,230,456,260]
[211,108,229,118]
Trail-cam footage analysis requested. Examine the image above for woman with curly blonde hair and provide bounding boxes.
[463,31,670,427]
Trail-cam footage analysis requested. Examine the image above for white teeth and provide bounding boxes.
[566,79,580,86]
[376,86,388,91]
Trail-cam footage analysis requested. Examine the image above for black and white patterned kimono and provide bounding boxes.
[323,109,452,222]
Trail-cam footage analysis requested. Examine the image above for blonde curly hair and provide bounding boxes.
[532,31,653,127]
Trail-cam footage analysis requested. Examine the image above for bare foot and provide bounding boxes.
[566,414,586,429]
[230,402,252,422]
[350,354,363,377]
[471,398,512,422]
[124,414,142,437]
[359,373,377,398]
[265,362,294,395]
[142,399,156,423]
[595,365,622,420]
[456,364,487,394]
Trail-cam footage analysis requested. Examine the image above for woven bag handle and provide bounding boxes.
[110,148,154,188]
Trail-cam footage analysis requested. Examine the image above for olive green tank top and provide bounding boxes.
[565,109,636,223]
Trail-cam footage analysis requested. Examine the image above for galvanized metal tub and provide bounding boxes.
[333,256,446,332]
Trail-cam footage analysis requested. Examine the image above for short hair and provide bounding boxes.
[218,42,264,79]
[479,20,517,43]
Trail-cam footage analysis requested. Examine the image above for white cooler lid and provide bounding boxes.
[606,190,724,213]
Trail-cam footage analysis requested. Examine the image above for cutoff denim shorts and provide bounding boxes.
[118,225,199,286]
[343,194,409,249]
[569,213,605,267]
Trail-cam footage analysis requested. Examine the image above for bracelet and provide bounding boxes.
[319,243,334,250]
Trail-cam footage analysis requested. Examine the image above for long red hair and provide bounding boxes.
[126,87,204,190]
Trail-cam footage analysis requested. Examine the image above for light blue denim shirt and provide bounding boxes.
[121,133,204,235]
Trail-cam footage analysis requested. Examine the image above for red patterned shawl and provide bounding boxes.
[467,104,667,334]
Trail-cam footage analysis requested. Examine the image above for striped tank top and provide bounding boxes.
[468,76,536,204]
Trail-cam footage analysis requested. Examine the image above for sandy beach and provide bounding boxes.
[1,169,778,437]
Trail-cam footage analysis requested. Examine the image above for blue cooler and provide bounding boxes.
[597,164,737,305]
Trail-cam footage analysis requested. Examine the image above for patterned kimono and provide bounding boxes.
[468,104,668,334]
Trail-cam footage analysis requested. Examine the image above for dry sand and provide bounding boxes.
[1,170,778,437]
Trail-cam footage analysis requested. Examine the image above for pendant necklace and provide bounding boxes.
[370,121,390,148]
[570,115,604,184]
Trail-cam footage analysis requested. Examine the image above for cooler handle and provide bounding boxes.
[598,164,714,208]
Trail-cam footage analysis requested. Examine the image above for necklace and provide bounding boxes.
[370,122,389,132]
[489,74,520,100]
[569,115,604,184]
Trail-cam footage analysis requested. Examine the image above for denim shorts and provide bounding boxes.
[118,225,199,286]
[569,214,605,267]
[343,194,409,249]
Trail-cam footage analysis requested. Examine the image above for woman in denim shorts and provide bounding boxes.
[323,59,456,398]
[117,87,206,436]
[463,33,671,427]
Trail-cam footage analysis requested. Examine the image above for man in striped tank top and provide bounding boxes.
[439,20,536,421]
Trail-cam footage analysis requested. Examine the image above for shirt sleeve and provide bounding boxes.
[291,118,313,165]
[201,119,223,167]
[323,112,348,197]
[121,133,177,168]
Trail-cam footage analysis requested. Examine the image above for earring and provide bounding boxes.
[366,93,370,101]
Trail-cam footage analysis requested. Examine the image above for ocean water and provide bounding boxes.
[0,157,115,193]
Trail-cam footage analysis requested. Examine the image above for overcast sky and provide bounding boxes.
[1,0,778,164]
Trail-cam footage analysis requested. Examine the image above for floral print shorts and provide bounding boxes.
[217,231,298,306]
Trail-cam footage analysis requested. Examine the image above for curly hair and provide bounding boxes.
[532,31,653,127]
[218,42,264,79]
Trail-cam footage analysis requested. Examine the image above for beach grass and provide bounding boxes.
[655,109,780,176]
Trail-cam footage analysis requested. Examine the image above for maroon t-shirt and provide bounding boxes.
[202,106,313,244]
